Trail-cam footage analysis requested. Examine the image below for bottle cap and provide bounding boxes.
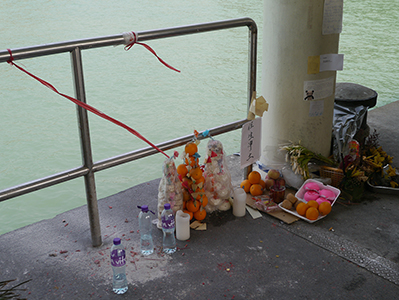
[141,205,149,212]
[113,238,121,245]
[164,203,171,210]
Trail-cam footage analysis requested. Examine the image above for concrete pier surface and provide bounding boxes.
[1,101,399,300]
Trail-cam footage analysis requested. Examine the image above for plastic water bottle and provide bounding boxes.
[138,205,154,255]
[161,203,176,254]
[110,238,128,294]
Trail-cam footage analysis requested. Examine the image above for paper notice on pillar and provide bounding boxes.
[309,100,324,117]
[322,0,343,35]
[307,56,321,74]
[320,54,344,72]
[303,76,334,101]
[240,118,261,169]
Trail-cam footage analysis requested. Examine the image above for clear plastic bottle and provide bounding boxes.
[110,238,128,294]
[161,203,176,254]
[138,205,154,255]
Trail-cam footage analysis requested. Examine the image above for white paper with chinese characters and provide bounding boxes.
[240,118,261,169]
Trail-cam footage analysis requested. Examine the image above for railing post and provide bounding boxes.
[70,47,102,247]
[244,22,258,179]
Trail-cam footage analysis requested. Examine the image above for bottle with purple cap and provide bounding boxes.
[161,203,176,254]
[110,238,128,294]
[138,205,154,255]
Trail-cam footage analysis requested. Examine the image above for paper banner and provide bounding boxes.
[240,118,261,169]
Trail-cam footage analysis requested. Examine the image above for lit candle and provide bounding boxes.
[233,187,247,217]
[176,210,190,241]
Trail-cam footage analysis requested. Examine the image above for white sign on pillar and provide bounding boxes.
[322,0,344,35]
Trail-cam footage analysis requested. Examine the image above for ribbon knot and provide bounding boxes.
[123,31,138,51]
[122,31,180,73]
[7,49,14,64]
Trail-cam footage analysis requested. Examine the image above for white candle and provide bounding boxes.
[233,187,247,217]
[176,210,190,241]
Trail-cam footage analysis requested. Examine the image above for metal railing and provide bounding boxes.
[0,17,257,246]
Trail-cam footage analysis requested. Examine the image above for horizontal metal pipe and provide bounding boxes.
[0,17,256,63]
[0,167,89,202]
[0,118,247,202]
[93,119,248,172]
[138,17,257,41]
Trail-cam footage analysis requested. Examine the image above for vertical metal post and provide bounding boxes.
[244,23,258,178]
[70,47,102,247]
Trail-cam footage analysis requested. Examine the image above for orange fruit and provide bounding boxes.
[183,200,187,210]
[240,180,251,193]
[296,202,309,216]
[194,187,205,193]
[248,171,261,184]
[185,142,198,156]
[250,184,263,196]
[201,195,208,207]
[307,200,319,209]
[183,209,193,221]
[194,176,205,185]
[176,164,188,177]
[305,207,319,220]
[189,167,203,181]
[185,156,198,167]
[194,207,207,221]
[259,179,266,189]
[319,201,332,215]
[183,189,191,201]
[186,200,200,213]
[194,189,206,201]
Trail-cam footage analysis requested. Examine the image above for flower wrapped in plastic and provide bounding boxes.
[203,139,233,213]
[157,154,183,229]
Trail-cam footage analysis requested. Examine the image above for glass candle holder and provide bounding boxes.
[269,186,286,204]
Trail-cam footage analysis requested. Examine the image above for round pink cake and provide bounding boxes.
[303,182,320,191]
[319,189,336,201]
[304,190,320,202]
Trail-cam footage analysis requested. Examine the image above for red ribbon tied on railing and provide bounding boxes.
[123,31,180,73]
[6,48,170,158]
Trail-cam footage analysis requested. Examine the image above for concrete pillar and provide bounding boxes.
[261,0,340,167]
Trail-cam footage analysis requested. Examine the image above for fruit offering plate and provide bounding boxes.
[279,179,341,223]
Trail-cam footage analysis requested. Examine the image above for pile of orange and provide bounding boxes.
[240,171,265,196]
[296,200,332,221]
[177,141,208,221]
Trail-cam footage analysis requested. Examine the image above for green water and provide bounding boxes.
[1,0,398,235]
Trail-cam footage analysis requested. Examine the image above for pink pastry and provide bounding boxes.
[319,189,336,201]
[303,182,320,191]
[316,197,329,205]
[304,190,320,202]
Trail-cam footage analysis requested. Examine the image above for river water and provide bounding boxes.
[1,0,398,234]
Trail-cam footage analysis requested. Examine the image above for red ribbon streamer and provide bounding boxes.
[124,32,180,73]
[7,48,169,158]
